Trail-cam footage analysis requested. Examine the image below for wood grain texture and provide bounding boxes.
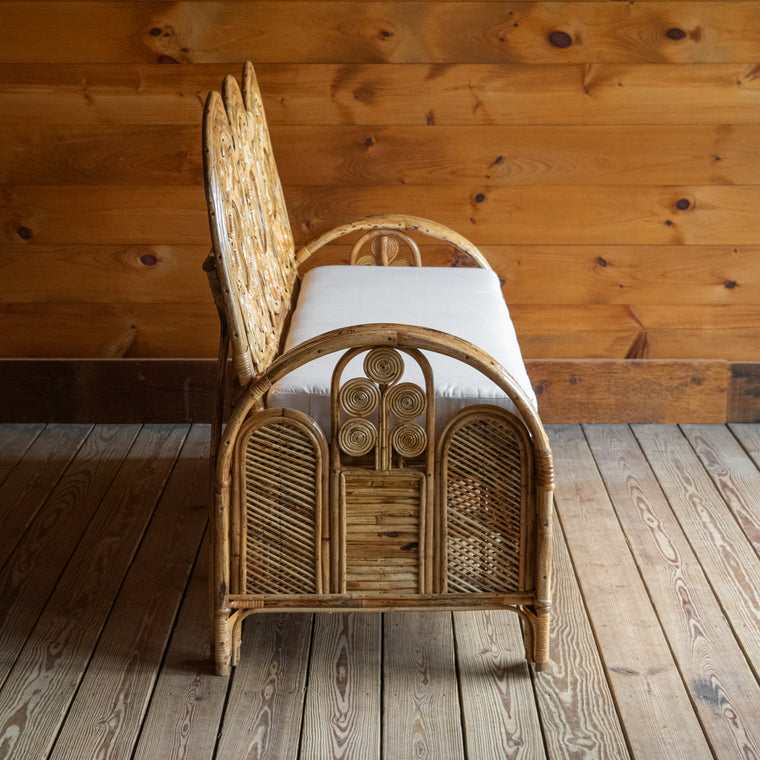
[0,423,91,568]
[682,423,760,554]
[453,610,545,760]
[0,422,757,753]
[0,185,207,246]
[0,425,188,760]
[214,614,312,760]
[255,62,760,127]
[632,424,760,677]
[4,63,760,127]
[301,613,381,760]
[0,425,139,686]
[0,423,43,483]
[300,244,760,306]
[728,364,760,423]
[6,243,755,307]
[0,359,223,422]
[528,360,728,423]
[0,245,210,304]
[532,513,630,759]
[3,3,759,65]
[284,185,760,247]
[549,424,712,760]
[6,123,759,187]
[5,183,758,248]
[383,612,464,760]
[586,424,760,759]
[1,0,760,374]
[511,304,760,361]
[269,125,760,187]
[0,303,218,358]
[0,124,201,185]
[2,253,758,360]
[49,424,209,760]
[6,241,753,311]
[729,423,760,467]
[133,533,229,760]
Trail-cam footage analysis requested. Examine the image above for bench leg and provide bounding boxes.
[215,615,233,676]
[533,604,551,671]
[516,604,550,671]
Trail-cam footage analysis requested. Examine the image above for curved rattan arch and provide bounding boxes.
[296,215,493,271]
[217,324,550,480]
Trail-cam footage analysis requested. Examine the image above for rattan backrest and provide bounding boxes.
[203,62,297,386]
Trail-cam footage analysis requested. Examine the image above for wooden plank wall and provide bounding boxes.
[1,1,759,421]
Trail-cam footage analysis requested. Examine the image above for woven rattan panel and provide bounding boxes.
[444,416,528,594]
[342,470,423,593]
[241,422,319,594]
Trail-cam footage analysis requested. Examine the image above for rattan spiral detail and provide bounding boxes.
[339,377,380,417]
[386,382,426,420]
[338,418,378,457]
[363,347,404,385]
[390,422,428,458]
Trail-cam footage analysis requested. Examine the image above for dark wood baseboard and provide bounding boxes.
[0,358,756,424]
[0,359,219,424]
[528,359,730,424]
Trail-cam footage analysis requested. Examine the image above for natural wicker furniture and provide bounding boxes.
[202,63,555,676]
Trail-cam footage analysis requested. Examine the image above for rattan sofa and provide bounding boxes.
[202,63,555,676]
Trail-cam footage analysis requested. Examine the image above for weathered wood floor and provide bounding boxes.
[0,422,759,759]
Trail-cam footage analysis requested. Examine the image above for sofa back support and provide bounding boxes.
[203,62,298,387]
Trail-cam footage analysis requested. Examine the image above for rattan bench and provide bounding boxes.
[202,63,555,676]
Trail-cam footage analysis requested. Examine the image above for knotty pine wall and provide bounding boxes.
[2,2,760,420]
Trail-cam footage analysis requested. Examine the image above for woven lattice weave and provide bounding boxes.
[241,422,319,595]
[443,412,531,594]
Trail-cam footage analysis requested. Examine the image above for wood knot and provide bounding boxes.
[140,253,158,267]
[548,31,573,49]
[666,27,687,40]
[353,87,374,103]
[17,226,32,240]
[675,198,691,210]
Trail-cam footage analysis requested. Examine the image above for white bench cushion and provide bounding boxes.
[267,266,536,430]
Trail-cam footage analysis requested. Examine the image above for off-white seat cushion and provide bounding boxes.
[267,266,536,430]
